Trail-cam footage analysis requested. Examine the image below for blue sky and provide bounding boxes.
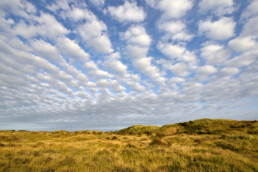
[0,0,257,131]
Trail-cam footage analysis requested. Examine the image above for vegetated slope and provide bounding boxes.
[114,125,160,135]
[115,118,258,136]
[0,119,257,172]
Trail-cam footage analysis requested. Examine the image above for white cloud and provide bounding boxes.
[199,0,234,16]
[121,25,151,47]
[106,1,145,23]
[157,42,196,63]
[228,36,256,52]
[241,16,258,38]
[84,60,113,78]
[85,60,98,70]
[241,0,258,19]
[158,20,185,34]
[168,62,189,77]
[55,80,73,95]
[158,43,185,59]
[78,17,113,54]
[172,32,193,41]
[0,13,14,36]
[0,0,36,19]
[14,21,37,38]
[158,59,190,77]
[89,0,105,8]
[220,67,239,76]
[133,57,165,82]
[47,4,113,54]
[199,17,236,40]
[197,65,217,75]
[121,25,165,83]
[226,50,258,67]
[200,44,231,64]
[125,45,149,59]
[76,91,91,99]
[169,77,185,83]
[60,7,106,23]
[158,20,193,41]
[57,71,73,81]
[14,13,70,39]
[105,60,127,74]
[47,0,70,12]
[107,60,127,77]
[56,37,89,62]
[194,65,218,81]
[93,70,112,78]
[64,8,87,21]
[0,40,59,75]
[97,79,109,87]
[0,39,87,96]
[147,0,193,43]
[104,52,127,75]
[145,0,158,7]
[36,73,53,83]
[36,13,70,38]
[109,80,126,93]
[147,0,193,19]
[8,38,31,52]
[30,39,65,64]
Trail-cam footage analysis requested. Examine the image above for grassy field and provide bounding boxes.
[0,119,257,171]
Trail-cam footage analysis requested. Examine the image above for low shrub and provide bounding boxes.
[215,142,240,152]
[126,144,137,148]
[58,156,76,166]
[149,138,166,146]
[194,139,202,144]
[112,136,118,140]
[156,132,165,138]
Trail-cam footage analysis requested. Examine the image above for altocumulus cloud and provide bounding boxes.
[0,0,257,131]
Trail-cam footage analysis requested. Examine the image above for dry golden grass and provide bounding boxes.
[0,119,257,171]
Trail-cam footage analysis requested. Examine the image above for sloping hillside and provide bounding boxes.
[0,119,257,171]
[115,118,258,135]
[114,125,159,135]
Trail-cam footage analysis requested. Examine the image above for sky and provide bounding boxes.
[0,0,257,131]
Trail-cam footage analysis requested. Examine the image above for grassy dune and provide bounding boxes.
[0,119,257,171]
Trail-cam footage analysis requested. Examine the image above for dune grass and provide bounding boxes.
[0,119,257,171]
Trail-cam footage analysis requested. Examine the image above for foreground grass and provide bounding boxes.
[0,119,257,171]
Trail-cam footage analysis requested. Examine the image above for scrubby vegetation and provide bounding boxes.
[0,119,257,171]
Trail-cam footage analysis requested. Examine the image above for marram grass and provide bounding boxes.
[0,119,257,171]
